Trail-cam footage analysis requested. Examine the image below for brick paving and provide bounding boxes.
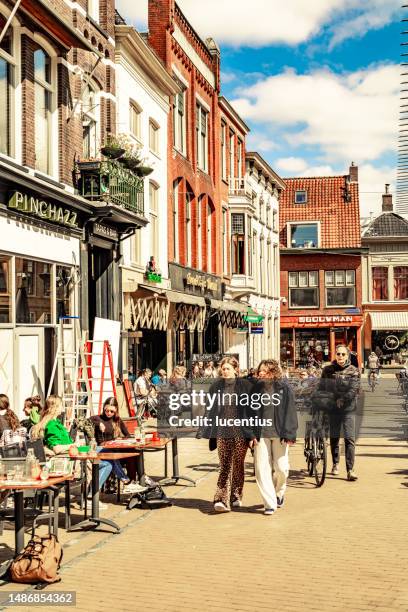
[0,379,408,611]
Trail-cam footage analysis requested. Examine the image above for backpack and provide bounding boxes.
[127,483,172,510]
[10,535,63,584]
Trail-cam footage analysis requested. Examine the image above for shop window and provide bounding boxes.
[372,266,388,301]
[82,84,98,159]
[295,190,307,204]
[394,266,408,300]
[288,223,318,248]
[0,255,11,323]
[231,213,245,275]
[0,15,15,158]
[196,103,208,172]
[289,271,319,308]
[149,119,160,155]
[325,269,355,306]
[15,258,52,324]
[34,48,54,175]
[56,265,74,320]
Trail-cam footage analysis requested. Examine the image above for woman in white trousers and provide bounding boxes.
[249,360,297,516]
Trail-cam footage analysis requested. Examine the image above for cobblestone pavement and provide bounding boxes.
[0,378,407,612]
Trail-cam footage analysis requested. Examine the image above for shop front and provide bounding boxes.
[364,311,408,366]
[0,173,93,414]
[280,314,363,369]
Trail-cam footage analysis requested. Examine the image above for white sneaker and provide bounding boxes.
[264,508,276,516]
[231,499,242,508]
[123,482,146,495]
[214,501,229,512]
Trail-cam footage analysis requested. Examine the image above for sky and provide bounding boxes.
[117,0,401,217]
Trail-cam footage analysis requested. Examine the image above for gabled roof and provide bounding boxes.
[362,212,408,238]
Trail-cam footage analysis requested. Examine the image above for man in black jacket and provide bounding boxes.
[320,345,360,481]
[248,360,298,516]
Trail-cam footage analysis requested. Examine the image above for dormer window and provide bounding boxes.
[295,190,307,204]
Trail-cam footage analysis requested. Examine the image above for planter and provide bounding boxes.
[101,146,125,159]
[135,165,154,177]
[122,157,142,171]
[145,272,162,283]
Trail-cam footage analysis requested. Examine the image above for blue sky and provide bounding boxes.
[118,0,401,216]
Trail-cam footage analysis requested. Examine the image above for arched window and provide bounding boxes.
[34,47,54,174]
[172,178,181,263]
[82,83,99,159]
[185,183,194,268]
[0,12,17,157]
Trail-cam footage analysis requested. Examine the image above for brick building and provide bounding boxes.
[279,164,366,368]
[147,0,247,367]
[0,0,148,412]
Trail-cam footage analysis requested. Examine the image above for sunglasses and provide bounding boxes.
[104,408,116,414]
[336,352,347,356]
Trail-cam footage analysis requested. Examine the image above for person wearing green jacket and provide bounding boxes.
[20,396,42,433]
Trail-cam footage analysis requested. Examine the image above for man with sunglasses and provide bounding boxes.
[320,345,360,481]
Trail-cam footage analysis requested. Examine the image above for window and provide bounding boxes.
[87,0,99,21]
[0,17,15,157]
[197,195,203,269]
[185,190,192,267]
[149,182,159,262]
[272,209,278,232]
[172,179,180,262]
[173,87,186,154]
[289,223,318,248]
[222,208,228,275]
[372,267,388,301]
[149,119,159,155]
[56,265,73,320]
[196,103,208,172]
[295,190,307,204]
[237,139,243,178]
[229,130,235,178]
[82,84,98,159]
[207,203,213,273]
[132,231,141,265]
[394,266,408,300]
[34,48,53,174]
[259,236,264,294]
[129,101,141,140]
[221,122,226,180]
[325,269,355,306]
[231,213,245,275]
[0,255,11,323]
[289,271,319,308]
[15,258,52,324]
[247,216,252,277]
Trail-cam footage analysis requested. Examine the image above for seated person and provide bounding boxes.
[20,395,42,433]
[31,395,113,494]
[0,394,26,447]
[90,397,132,485]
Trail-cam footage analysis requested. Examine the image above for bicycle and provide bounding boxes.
[304,408,328,487]
[368,369,378,392]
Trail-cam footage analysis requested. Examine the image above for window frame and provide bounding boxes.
[371,266,389,302]
[196,102,208,172]
[325,269,356,308]
[173,86,187,155]
[295,190,307,204]
[129,100,142,142]
[288,271,320,309]
[231,213,246,276]
[0,12,17,160]
[287,221,320,248]
[148,118,160,156]
[82,82,99,159]
[149,181,159,264]
[34,44,56,177]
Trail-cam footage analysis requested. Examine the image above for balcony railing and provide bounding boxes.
[77,159,144,215]
[228,177,252,197]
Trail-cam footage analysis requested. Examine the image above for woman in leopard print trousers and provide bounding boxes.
[207,357,253,513]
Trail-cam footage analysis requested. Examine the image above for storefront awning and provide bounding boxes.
[166,291,206,307]
[209,299,248,314]
[369,311,408,330]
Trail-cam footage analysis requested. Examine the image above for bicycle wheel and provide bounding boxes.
[304,426,314,476]
[313,435,327,487]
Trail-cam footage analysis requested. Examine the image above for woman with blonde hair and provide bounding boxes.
[206,356,253,512]
[249,359,298,516]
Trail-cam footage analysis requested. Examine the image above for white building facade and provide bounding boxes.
[225,152,284,369]
[115,24,179,375]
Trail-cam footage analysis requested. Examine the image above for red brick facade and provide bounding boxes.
[148,0,223,275]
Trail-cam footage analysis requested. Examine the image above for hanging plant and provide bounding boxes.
[100,133,126,159]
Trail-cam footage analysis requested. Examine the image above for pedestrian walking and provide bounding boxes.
[206,357,253,513]
[249,360,298,516]
[319,345,360,481]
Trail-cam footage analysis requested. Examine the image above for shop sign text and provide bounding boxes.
[299,315,353,324]
[8,191,79,229]
[185,272,218,293]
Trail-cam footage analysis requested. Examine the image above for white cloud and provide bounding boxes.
[232,64,399,164]
[276,157,308,173]
[246,132,277,152]
[220,72,237,84]
[116,0,398,48]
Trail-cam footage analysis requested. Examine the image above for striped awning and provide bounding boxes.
[369,311,408,330]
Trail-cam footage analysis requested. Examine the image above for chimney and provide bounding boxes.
[349,162,358,183]
[382,184,393,212]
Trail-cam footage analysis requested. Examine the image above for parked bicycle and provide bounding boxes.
[304,408,328,487]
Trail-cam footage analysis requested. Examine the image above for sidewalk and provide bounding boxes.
[0,432,407,612]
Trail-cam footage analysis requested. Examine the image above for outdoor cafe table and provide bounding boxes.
[0,475,74,556]
[101,437,196,487]
[68,452,138,534]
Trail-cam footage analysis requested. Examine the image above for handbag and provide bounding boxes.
[10,535,63,584]
[127,483,172,510]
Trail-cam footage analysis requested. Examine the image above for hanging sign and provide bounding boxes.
[8,191,79,229]
[384,335,399,350]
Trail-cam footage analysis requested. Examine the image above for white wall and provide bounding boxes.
[116,59,170,280]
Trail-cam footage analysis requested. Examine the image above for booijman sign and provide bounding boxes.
[299,315,353,324]
[8,191,79,229]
